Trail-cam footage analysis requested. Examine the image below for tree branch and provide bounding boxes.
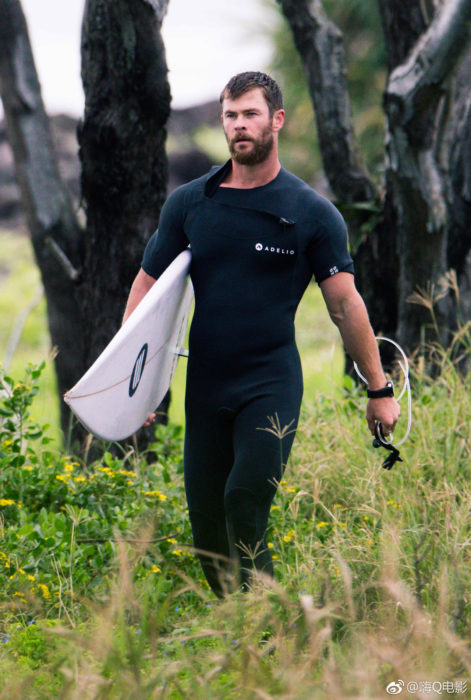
[0,0,86,431]
[276,0,375,202]
[141,0,169,23]
[386,0,471,126]
[381,0,471,350]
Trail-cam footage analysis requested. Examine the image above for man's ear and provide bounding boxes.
[272,109,285,133]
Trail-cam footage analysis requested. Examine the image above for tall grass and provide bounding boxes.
[2,232,471,697]
[1,335,471,698]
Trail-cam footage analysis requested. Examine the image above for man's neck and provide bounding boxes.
[221,158,281,189]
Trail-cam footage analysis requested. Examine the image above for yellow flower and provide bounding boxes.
[55,474,68,483]
[271,505,280,511]
[36,583,50,599]
[316,521,329,530]
[286,486,297,493]
[98,467,114,477]
[267,542,274,549]
[73,475,87,483]
[142,489,167,501]
[150,565,161,573]
[386,500,402,509]
[22,465,34,472]
[283,529,295,543]
[166,538,177,545]
[64,463,75,473]
[27,574,36,582]
[0,499,15,507]
[120,469,136,478]
[172,550,184,557]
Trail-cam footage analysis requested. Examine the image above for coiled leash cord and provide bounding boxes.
[353,337,412,470]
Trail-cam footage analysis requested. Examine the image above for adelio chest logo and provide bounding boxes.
[255,242,295,255]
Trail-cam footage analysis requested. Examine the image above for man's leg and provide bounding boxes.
[224,396,299,590]
[184,406,235,597]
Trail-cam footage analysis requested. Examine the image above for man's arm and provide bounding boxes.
[319,272,400,436]
[122,268,157,324]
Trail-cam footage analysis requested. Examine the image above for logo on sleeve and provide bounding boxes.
[255,242,295,256]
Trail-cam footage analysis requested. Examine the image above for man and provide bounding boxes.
[123,72,399,597]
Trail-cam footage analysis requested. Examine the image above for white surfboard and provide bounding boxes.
[64,250,193,441]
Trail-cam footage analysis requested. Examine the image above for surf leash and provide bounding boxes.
[353,337,412,470]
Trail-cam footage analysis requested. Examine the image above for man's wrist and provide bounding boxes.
[367,381,394,399]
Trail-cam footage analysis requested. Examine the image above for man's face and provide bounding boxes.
[221,88,283,166]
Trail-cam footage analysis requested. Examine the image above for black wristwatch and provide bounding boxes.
[367,381,394,399]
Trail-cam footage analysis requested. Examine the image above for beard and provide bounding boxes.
[227,125,274,165]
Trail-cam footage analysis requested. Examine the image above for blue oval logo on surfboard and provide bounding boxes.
[129,343,148,397]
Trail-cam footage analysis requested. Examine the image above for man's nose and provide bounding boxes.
[234,116,247,130]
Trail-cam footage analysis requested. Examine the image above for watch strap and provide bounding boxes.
[367,381,394,399]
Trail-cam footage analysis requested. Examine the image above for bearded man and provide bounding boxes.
[123,72,399,597]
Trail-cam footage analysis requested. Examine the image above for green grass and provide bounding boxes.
[0,232,60,444]
[4,230,470,698]
[1,339,471,697]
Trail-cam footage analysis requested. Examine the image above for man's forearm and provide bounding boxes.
[333,293,387,390]
[122,269,156,324]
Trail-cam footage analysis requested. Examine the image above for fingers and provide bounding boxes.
[366,398,400,436]
[143,412,156,427]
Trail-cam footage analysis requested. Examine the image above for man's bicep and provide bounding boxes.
[319,271,356,314]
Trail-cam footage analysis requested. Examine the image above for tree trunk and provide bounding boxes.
[1,0,173,451]
[278,0,471,358]
[445,49,471,324]
[276,0,375,204]
[78,0,171,365]
[382,0,471,351]
[78,0,172,449]
[0,0,86,435]
[277,0,398,348]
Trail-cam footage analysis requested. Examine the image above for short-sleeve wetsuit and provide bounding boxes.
[142,160,354,596]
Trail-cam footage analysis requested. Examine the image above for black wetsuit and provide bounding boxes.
[142,160,354,595]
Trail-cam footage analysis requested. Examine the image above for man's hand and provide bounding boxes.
[143,412,156,427]
[366,396,400,437]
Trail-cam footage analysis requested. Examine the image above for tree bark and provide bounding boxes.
[279,0,471,359]
[1,0,173,450]
[382,0,471,351]
[0,0,86,434]
[78,0,171,365]
[276,0,375,204]
[277,0,399,348]
[78,0,172,449]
